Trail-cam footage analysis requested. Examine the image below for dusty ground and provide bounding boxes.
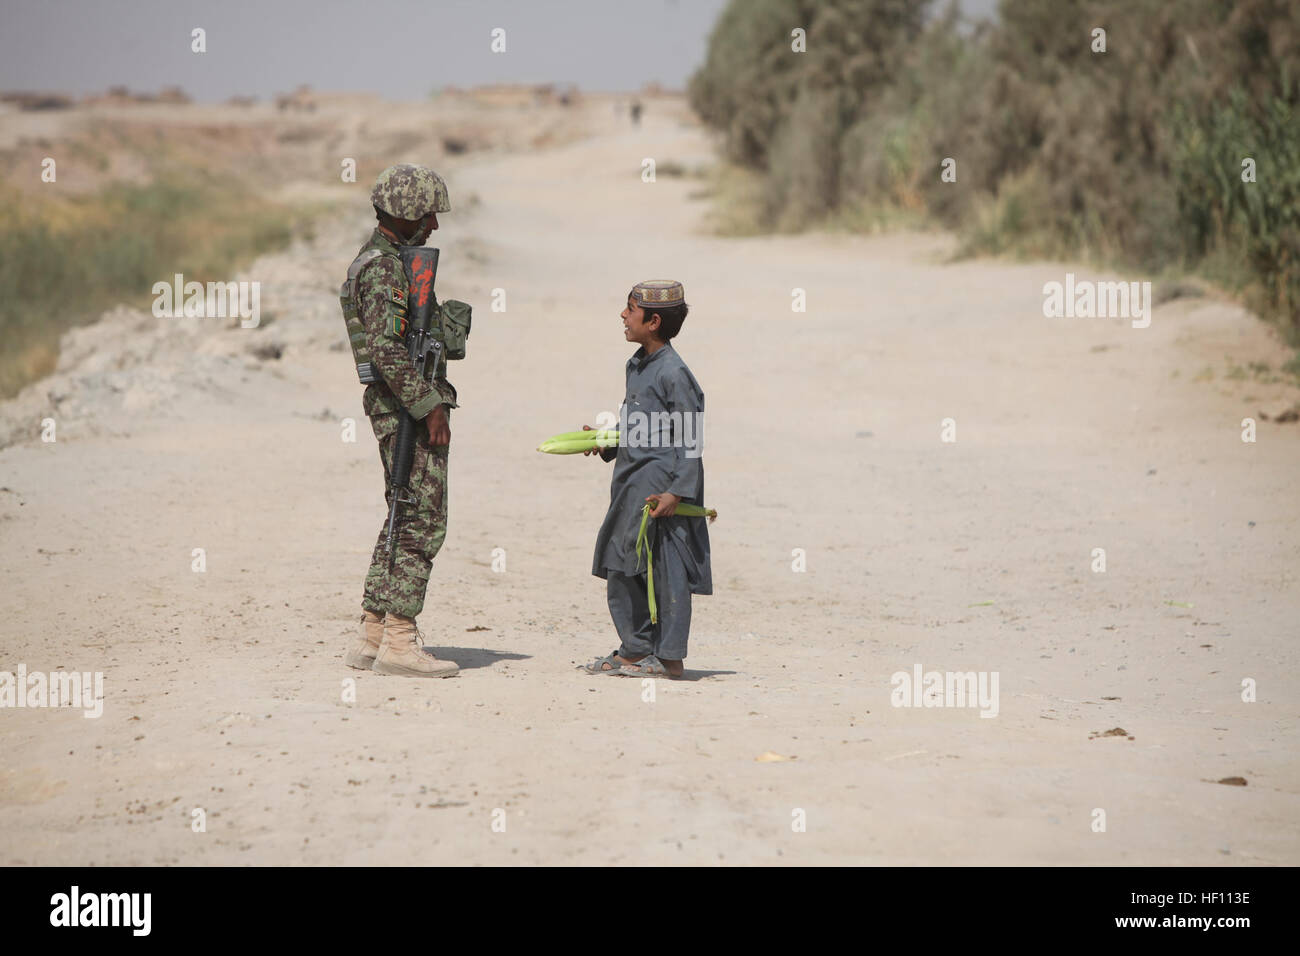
[1,94,1297,865]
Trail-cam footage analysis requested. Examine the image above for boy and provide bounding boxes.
[583,280,712,679]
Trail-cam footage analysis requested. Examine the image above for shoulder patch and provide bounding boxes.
[388,294,408,337]
[390,286,407,305]
[389,309,407,338]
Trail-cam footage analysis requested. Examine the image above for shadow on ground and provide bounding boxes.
[424,646,530,670]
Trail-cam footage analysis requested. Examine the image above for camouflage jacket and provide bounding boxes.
[354,228,457,426]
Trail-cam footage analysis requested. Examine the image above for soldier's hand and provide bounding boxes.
[426,405,451,446]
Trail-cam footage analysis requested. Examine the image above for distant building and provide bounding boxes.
[156,86,191,105]
[1,91,75,111]
[274,85,317,112]
[468,83,571,108]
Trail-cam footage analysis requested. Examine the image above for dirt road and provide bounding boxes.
[2,97,1297,864]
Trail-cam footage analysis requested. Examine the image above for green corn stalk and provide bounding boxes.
[635,499,717,624]
[537,428,620,454]
[546,429,619,442]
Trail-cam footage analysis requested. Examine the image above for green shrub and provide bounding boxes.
[689,0,1300,349]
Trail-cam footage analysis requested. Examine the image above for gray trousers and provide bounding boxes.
[606,556,692,661]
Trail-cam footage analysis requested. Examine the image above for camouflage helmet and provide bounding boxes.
[370,164,450,219]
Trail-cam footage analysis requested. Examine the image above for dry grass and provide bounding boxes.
[0,173,316,398]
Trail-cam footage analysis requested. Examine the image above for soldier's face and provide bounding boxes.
[621,297,660,345]
[383,212,438,246]
[412,212,438,244]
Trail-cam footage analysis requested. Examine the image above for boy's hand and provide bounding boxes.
[646,493,680,517]
[426,405,451,446]
[582,424,604,458]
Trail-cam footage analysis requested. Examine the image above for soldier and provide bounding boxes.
[341,164,461,678]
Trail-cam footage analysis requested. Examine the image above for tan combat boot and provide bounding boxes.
[372,613,459,678]
[344,610,385,670]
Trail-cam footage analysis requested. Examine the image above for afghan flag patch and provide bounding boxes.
[388,302,408,337]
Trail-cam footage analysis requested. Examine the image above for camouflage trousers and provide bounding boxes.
[362,411,449,619]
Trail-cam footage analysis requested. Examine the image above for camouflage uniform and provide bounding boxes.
[345,165,457,621]
[352,229,456,619]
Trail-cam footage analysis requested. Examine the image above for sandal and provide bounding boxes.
[614,654,678,678]
[579,650,626,675]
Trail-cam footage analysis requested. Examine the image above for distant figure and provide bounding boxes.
[630,99,643,126]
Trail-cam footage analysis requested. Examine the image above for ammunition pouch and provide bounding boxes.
[438,299,471,360]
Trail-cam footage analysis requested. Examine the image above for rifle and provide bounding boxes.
[384,246,444,571]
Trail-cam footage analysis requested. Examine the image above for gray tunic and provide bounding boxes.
[591,343,712,595]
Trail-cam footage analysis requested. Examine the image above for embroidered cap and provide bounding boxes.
[630,279,685,309]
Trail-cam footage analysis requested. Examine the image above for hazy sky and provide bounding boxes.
[0,0,999,102]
